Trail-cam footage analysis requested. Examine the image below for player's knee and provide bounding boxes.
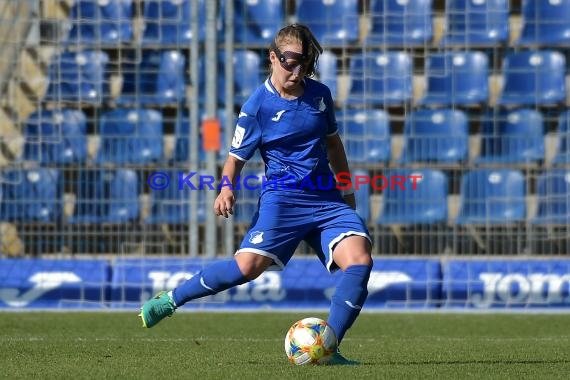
[335,251,373,271]
[350,252,373,267]
[235,252,273,280]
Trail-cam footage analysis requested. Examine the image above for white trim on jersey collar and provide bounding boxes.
[265,77,307,96]
[264,78,275,94]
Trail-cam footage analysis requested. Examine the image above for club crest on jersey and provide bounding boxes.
[314,97,326,112]
[249,231,264,244]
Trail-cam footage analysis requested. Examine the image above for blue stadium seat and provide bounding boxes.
[145,169,206,224]
[531,170,570,224]
[353,169,371,223]
[172,109,231,163]
[141,0,206,46]
[0,168,63,222]
[376,169,448,225]
[66,0,133,45]
[69,169,140,224]
[476,109,544,164]
[346,51,413,107]
[295,0,359,46]
[418,51,489,107]
[198,50,261,106]
[399,109,468,164]
[496,51,566,107]
[22,109,87,165]
[337,109,391,163]
[454,169,526,225]
[223,50,260,106]
[316,50,338,99]
[44,50,109,105]
[517,0,570,46]
[441,0,509,47]
[229,0,284,45]
[117,50,186,106]
[552,110,570,165]
[366,0,433,46]
[95,109,163,164]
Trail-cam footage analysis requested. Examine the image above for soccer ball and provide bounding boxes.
[284,317,338,365]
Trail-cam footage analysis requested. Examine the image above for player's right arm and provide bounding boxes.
[215,104,261,218]
[214,155,246,218]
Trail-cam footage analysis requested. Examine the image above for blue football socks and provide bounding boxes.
[327,264,372,344]
[172,259,248,306]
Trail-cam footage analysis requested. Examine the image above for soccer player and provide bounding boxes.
[139,24,373,365]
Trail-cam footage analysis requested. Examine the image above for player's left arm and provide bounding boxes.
[327,133,356,209]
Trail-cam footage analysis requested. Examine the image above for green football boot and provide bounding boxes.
[139,291,176,328]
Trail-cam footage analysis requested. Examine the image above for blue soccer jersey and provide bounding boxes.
[228,77,371,272]
[229,77,338,190]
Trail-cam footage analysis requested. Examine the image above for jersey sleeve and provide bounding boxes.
[228,111,261,161]
[324,88,338,136]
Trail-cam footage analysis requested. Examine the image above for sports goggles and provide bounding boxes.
[274,48,308,75]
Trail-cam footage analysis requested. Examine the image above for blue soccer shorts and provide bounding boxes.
[235,190,371,272]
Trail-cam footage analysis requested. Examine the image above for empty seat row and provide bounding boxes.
[368,168,570,225]
[20,108,229,165]
[43,49,263,107]
[64,0,570,48]
[0,167,205,224]
[20,108,570,166]
[347,49,567,108]
[43,48,569,108]
[1,167,568,226]
[343,108,570,165]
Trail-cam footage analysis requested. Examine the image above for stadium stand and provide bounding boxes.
[141,0,206,46]
[95,109,163,165]
[295,0,359,46]
[376,169,448,225]
[337,109,391,164]
[552,110,570,166]
[315,50,338,100]
[0,168,63,223]
[145,169,206,224]
[366,0,433,46]
[68,168,140,224]
[353,169,371,223]
[346,51,413,107]
[3,0,570,258]
[399,109,468,164]
[418,51,489,107]
[441,0,509,47]
[117,50,186,106]
[172,109,230,164]
[65,0,133,46]
[229,0,285,46]
[454,169,526,225]
[531,170,570,225]
[496,50,566,107]
[207,50,262,106]
[22,109,88,165]
[516,0,570,47]
[43,50,110,105]
[476,108,544,165]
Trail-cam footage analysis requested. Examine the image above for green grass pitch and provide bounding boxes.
[1,312,570,379]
